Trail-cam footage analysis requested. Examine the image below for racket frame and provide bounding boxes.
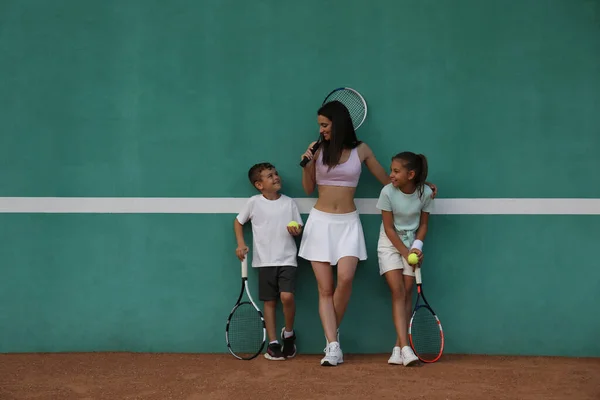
[299,86,367,167]
[408,267,445,363]
[225,257,266,360]
[322,87,368,130]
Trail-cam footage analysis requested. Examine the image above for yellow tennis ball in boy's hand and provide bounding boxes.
[408,253,419,265]
[287,221,299,229]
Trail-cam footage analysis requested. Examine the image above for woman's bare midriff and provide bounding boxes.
[314,185,358,214]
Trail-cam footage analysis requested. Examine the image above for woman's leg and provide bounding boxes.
[333,256,359,329]
[311,261,338,344]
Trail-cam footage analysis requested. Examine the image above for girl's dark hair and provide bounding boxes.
[317,101,361,169]
[392,152,428,198]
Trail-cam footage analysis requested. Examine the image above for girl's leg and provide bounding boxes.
[386,267,419,366]
[384,269,410,348]
[404,273,416,329]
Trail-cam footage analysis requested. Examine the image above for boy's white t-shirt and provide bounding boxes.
[236,194,303,268]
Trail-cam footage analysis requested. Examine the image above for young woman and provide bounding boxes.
[376,151,434,366]
[299,101,437,366]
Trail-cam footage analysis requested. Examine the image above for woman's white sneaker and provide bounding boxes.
[323,330,343,364]
[388,346,403,365]
[401,346,419,366]
[321,342,342,366]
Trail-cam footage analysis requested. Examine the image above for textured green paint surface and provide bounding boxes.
[1,0,599,199]
[1,213,599,356]
[0,0,599,356]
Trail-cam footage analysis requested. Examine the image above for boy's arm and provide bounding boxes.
[287,200,304,236]
[234,218,249,261]
[234,198,253,261]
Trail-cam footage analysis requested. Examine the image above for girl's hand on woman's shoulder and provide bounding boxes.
[425,182,438,198]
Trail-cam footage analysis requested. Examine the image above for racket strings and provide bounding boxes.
[411,308,443,361]
[228,303,264,357]
[326,91,366,129]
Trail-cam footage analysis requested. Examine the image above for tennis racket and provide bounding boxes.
[225,256,266,360]
[408,267,444,363]
[299,87,367,167]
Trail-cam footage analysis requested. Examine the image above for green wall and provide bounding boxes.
[1,0,599,357]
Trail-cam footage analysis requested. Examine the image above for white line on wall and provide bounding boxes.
[0,197,599,215]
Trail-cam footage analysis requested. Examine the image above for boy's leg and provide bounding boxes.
[278,266,297,358]
[263,300,277,343]
[258,267,285,361]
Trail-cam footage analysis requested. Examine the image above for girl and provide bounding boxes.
[376,151,434,366]
[299,102,437,366]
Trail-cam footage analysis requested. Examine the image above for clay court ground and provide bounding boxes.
[1,352,598,399]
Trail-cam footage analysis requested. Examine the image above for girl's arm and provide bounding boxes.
[382,210,411,260]
[360,143,390,186]
[414,211,430,242]
[424,182,438,198]
[410,211,430,264]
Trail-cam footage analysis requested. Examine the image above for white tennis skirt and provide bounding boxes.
[298,208,368,265]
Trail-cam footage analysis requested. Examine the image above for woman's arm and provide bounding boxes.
[360,143,390,186]
[301,142,318,195]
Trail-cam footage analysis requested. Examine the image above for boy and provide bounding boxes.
[234,162,303,360]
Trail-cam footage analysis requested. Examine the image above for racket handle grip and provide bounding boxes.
[241,257,248,279]
[299,156,311,168]
[415,267,422,285]
[299,140,322,167]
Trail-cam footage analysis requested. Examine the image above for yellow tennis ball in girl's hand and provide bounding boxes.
[287,221,299,229]
[408,253,419,265]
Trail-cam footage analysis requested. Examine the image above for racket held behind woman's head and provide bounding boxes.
[299,87,367,167]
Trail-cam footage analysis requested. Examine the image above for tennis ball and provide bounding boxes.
[287,221,299,229]
[407,253,419,265]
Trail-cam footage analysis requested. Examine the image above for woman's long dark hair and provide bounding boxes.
[317,101,361,169]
